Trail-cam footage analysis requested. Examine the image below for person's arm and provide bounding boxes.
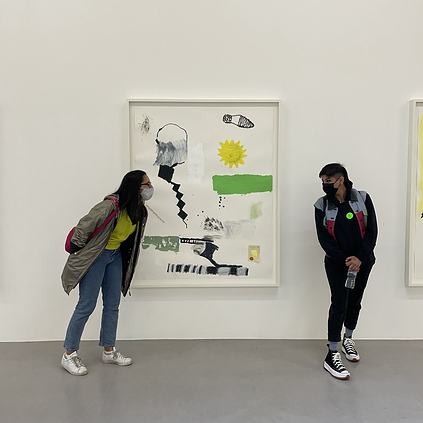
[314,206,348,262]
[355,194,377,263]
[70,199,116,250]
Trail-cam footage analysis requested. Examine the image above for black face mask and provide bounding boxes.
[322,183,337,196]
[322,177,341,196]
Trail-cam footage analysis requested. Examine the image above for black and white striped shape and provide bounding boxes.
[167,263,249,276]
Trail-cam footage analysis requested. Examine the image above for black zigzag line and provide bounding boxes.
[170,182,187,224]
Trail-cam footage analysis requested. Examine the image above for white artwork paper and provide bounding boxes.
[128,100,280,288]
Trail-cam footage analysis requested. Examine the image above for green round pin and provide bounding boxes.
[346,212,354,219]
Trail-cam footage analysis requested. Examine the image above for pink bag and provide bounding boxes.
[65,198,119,253]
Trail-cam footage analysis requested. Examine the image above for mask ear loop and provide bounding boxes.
[334,175,341,186]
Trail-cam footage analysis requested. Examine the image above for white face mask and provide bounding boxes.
[141,187,154,201]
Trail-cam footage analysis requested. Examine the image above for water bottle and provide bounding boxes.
[345,271,357,289]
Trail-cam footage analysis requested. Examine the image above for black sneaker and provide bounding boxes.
[323,346,350,380]
[342,336,360,362]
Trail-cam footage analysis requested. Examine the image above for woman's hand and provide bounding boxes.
[346,256,361,272]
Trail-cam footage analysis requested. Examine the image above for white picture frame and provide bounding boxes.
[127,99,280,288]
[406,99,423,286]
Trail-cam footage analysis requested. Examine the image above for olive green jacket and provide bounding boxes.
[61,194,147,296]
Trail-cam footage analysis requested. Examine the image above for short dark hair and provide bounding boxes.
[113,170,147,223]
[318,163,352,188]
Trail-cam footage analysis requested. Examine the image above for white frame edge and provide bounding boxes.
[406,99,423,286]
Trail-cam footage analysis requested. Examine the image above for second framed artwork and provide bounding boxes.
[127,99,280,288]
[406,99,423,286]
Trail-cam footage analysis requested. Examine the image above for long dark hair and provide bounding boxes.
[318,163,353,189]
[113,170,147,223]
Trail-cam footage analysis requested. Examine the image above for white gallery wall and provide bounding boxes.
[1,0,423,342]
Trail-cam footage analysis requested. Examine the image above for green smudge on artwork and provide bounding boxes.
[212,174,273,195]
[250,202,263,220]
[142,236,180,252]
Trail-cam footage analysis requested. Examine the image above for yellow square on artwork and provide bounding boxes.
[248,245,260,263]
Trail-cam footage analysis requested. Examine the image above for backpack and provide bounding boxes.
[65,198,119,253]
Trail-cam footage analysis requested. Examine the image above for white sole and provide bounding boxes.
[323,362,350,380]
[102,359,132,366]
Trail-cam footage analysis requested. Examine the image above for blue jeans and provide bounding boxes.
[64,248,122,351]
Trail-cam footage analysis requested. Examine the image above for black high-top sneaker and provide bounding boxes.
[342,336,360,362]
[323,346,350,380]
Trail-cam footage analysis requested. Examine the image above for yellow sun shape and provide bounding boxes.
[217,140,248,169]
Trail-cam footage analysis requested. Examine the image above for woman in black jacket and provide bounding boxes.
[314,163,377,380]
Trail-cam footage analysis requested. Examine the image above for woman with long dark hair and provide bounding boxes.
[61,170,153,376]
[314,163,377,380]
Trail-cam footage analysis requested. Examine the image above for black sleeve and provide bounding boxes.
[356,194,377,263]
[69,241,83,254]
[314,206,348,262]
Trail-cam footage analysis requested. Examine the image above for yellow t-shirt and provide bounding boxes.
[105,209,136,250]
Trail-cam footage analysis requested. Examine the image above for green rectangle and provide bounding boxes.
[212,174,273,195]
[142,236,180,252]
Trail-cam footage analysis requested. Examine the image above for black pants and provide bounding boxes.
[324,256,375,343]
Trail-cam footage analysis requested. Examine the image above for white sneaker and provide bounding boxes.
[102,348,132,366]
[61,351,88,376]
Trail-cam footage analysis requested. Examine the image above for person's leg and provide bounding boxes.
[63,251,109,352]
[99,248,132,366]
[99,248,122,349]
[62,250,110,376]
[342,259,375,362]
[344,259,374,333]
[323,259,350,379]
[325,259,349,347]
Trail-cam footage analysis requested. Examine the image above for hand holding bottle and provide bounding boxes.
[346,256,361,272]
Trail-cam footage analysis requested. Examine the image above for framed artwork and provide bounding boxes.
[127,99,280,288]
[406,99,423,286]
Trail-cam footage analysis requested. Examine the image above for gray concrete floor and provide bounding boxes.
[0,340,422,423]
